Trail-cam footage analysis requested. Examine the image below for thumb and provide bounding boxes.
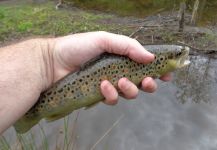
[97,31,155,64]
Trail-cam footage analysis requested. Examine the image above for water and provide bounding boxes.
[69,0,217,26]
[2,55,217,150]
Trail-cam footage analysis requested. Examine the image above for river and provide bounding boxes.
[2,55,217,150]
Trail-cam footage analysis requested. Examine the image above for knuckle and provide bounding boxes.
[97,31,108,36]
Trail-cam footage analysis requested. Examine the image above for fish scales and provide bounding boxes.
[14,45,190,133]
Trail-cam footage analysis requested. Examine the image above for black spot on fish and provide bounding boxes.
[46,91,52,96]
[58,88,63,93]
[156,60,161,65]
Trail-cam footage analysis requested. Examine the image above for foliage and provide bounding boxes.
[0,1,117,42]
[0,136,10,150]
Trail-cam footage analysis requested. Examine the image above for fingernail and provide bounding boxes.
[142,48,155,62]
[145,52,155,59]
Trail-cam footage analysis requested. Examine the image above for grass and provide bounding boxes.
[0,0,126,42]
[0,136,10,150]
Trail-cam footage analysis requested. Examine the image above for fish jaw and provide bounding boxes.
[176,46,190,68]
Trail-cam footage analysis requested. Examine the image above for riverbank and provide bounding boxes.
[1,0,217,57]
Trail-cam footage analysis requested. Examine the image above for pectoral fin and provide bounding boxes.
[45,111,72,122]
[84,102,100,110]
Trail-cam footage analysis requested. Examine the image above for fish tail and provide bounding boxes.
[13,115,41,134]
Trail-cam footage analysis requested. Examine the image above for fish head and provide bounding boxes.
[166,45,190,69]
[153,45,190,76]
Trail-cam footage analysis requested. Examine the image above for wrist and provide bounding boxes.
[34,37,57,90]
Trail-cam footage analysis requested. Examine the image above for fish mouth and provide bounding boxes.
[177,46,191,68]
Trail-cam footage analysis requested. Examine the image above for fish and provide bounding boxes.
[14,45,190,134]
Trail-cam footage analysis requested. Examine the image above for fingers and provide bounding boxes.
[97,31,155,64]
[160,73,172,81]
[141,77,157,93]
[101,80,118,105]
[100,77,159,105]
[101,79,139,106]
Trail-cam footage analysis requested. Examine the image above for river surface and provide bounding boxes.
[2,54,217,150]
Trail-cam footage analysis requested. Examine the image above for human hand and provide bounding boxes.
[0,31,171,133]
[47,31,171,105]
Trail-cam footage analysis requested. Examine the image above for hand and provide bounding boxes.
[48,31,171,105]
[0,31,171,133]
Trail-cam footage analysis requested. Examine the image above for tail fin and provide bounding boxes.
[14,116,41,134]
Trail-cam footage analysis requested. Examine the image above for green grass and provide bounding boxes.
[0,1,121,42]
[0,136,10,150]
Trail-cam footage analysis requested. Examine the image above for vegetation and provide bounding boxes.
[0,1,126,42]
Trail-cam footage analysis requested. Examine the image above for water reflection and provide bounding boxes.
[174,55,217,103]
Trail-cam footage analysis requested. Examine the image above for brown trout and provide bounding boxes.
[14,45,190,133]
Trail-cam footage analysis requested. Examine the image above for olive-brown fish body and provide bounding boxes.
[14,45,190,133]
